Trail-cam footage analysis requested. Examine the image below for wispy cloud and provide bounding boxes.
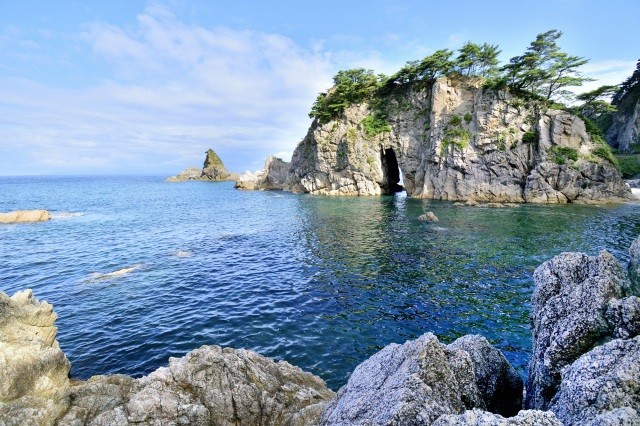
[576,59,636,94]
[0,6,335,175]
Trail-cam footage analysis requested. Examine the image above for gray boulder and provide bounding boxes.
[526,250,632,410]
[629,235,640,287]
[607,296,640,339]
[550,336,640,425]
[449,335,523,417]
[0,290,71,425]
[433,409,562,425]
[320,332,523,426]
[59,345,334,426]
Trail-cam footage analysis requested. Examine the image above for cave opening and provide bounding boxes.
[381,147,404,194]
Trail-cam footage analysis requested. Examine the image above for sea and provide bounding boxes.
[1,175,639,390]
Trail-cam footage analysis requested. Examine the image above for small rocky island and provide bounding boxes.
[2,236,639,425]
[167,148,238,182]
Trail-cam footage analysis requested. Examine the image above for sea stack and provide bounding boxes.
[167,149,236,182]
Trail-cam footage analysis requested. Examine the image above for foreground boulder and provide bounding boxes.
[0,290,334,425]
[167,149,237,182]
[0,290,71,425]
[448,335,522,417]
[433,409,561,425]
[549,336,640,425]
[526,235,640,423]
[60,346,334,425]
[0,209,51,224]
[525,250,632,409]
[320,333,522,425]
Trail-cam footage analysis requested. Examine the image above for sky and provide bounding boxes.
[1,0,638,176]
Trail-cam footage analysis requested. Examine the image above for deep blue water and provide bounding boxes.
[1,176,639,390]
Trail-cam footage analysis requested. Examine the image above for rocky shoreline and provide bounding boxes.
[1,236,639,425]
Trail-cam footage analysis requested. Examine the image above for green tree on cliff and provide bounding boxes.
[576,85,618,118]
[309,68,384,123]
[503,29,591,101]
[612,59,640,106]
[387,49,454,85]
[455,42,501,77]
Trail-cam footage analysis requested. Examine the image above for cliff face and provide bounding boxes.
[607,86,640,152]
[261,77,632,202]
[167,149,237,182]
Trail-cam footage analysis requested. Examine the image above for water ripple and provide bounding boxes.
[1,176,639,390]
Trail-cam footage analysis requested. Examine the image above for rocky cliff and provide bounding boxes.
[3,236,640,425]
[167,149,237,182]
[248,77,632,203]
[607,62,640,153]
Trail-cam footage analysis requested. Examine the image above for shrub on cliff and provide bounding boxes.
[309,69,385,123]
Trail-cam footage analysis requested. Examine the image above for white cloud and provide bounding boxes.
[576,59,636,95]
[0,6,335,175]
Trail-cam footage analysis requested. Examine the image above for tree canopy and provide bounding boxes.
[502,30,591,100]
[309,29,600,122]
[309,69,384,123]
[612,59,640,105]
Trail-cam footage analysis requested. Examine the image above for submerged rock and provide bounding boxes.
[0,290,71,425]
[0,209,51,224]
[418,211,439,222]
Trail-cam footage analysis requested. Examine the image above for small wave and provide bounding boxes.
[51,212,84,219]
[85,264,144,282]
[174,250,193,258]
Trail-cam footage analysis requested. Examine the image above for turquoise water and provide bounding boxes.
[1,176,639,390]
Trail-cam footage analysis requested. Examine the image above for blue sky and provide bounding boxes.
[1,0,638,175]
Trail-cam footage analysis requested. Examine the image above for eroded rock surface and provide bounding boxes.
[235,156,289,190]
[550,337,640,426]
[0,210,52,224]
[448,335,523,417]
[60,346,334,426]
[0,290,71,425]
[525,235,640,425]
[320,332,523,425]
[433,409,562,426]
[525,250,632,410]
